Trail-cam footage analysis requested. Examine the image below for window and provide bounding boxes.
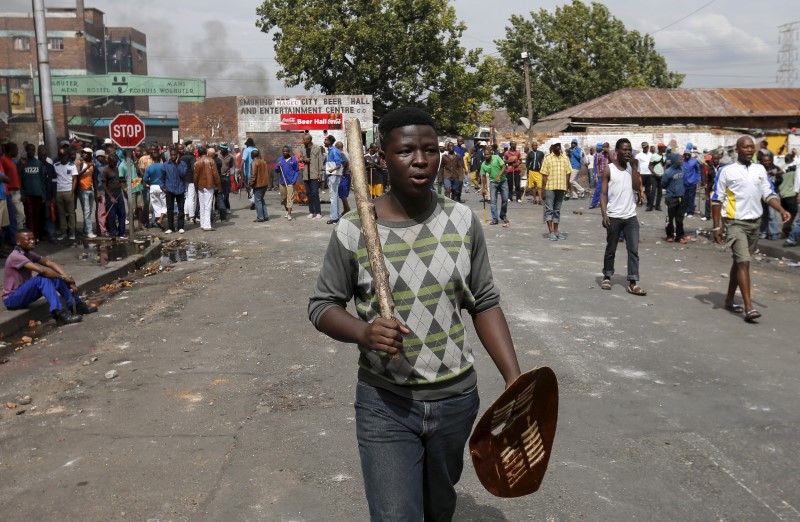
[13,37,31,51]
[47,37,64,51]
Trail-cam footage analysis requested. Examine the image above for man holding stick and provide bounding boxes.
[309,107,521,521]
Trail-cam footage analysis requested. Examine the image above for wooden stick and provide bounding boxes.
[345,119,399,359]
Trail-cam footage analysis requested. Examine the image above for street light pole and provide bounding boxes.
[32,0,57,158]
[522,49,534,145]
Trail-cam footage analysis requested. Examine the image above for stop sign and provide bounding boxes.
[109,113,145,148]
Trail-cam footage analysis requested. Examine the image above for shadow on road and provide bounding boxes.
[693,291,768,311]
[454,493,510,521]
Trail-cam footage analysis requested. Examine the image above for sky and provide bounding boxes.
[5,0,797,115]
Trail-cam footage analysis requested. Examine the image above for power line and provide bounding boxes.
[650,0,719,35]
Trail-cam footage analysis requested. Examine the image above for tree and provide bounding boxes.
[256,0,492,134]
[494,1,684,124]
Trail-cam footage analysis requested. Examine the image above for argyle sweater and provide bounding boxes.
[309,195,500,400]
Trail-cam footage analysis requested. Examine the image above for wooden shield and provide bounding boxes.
[469,366,559,497]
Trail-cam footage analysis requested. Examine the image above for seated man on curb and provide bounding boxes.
[3,229,96,325]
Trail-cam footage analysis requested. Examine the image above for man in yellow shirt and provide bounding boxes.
[540,143,572,241]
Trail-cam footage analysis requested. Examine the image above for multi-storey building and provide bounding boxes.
[0,0,149,145]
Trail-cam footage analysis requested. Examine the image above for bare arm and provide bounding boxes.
[472,307,522,388]
[599,166,611,227]
[317,306,409,356]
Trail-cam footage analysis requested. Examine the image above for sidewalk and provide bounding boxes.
[0,236,163,339]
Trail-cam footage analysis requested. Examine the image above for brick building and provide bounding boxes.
[0,0,149,145]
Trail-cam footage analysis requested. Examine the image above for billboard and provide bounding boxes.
[237,95,372,139]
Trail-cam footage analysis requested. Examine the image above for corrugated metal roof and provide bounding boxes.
[539,88,800,121]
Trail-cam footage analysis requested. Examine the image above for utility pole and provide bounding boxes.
[521,49,534,145]
[32,0,57,158]
[777,22,800,87]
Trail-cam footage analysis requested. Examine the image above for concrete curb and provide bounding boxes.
[1,240,163,340]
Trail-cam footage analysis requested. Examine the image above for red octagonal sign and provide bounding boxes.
[109,113,145,148]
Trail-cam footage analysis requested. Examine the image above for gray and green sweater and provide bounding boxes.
[308,195,500,400]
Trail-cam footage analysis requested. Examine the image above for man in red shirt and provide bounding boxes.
[503,140,523,203]
[1,142,22,237]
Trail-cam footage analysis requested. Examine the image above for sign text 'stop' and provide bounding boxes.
[109,113,146,149]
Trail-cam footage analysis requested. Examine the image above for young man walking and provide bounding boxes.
[480,146,508,226]
[249,149,270,222]
[308,106,521,521]
[711,136,790,322]
[599,139,646,295]
[661,148,686,243]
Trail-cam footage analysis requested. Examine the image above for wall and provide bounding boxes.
[178,97,238,145]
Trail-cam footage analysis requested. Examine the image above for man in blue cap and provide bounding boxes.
[682,143,701,218]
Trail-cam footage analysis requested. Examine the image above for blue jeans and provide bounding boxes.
[591,180,602,207]
[603,216,640,281]
[4,275,78,313]
[355,381,479,522]
[78,189,94,235]
[6,192,17,243]
[105,193,126,237]
[328,175,341,220]
[545,189,565,224]
[489,180,508,222]
[304,179,321,215]
[788,213,800,242]
[253,187,269,221]
[684,183,697,215]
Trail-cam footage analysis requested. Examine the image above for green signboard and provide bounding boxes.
[34,74,205,101]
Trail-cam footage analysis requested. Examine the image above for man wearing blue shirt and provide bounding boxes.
[324,135,343,224]
[242,138,257,207]
[275,146,300,221]
[682,146,701,217]
[567,139,586,199]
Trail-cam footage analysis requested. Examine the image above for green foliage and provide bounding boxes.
[494,0,685,123]
[256,0,493,133]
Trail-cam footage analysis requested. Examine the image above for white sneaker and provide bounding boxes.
[165,229,173,234]
[68,234,76,240]
[178,229,185,234]
[700,217,708,221]
[87,233,97,239]
[307,213,314,219]
[56,233,66,241]
[314,214,322,219]
[125,219,130,225]
[287,215,293,221]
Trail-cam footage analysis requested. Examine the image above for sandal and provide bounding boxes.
[666,237,675,243]
[627,283,647,296]
[743,309,761,323]
[724,303,744,314]
[601,278,612,290]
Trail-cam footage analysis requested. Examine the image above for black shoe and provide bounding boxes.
[53,310,82,325]
[655,206,662,211]
[326,219,339,225]
[76,301,98,315]
[589,205,597,209]
[250,203,256,210]
[645,207,653,212]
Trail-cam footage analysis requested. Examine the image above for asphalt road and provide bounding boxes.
[0,190,798,522]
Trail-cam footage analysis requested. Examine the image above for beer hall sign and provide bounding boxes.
[237,95,372,133]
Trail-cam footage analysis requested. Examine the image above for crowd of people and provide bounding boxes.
[0,126,796,327]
